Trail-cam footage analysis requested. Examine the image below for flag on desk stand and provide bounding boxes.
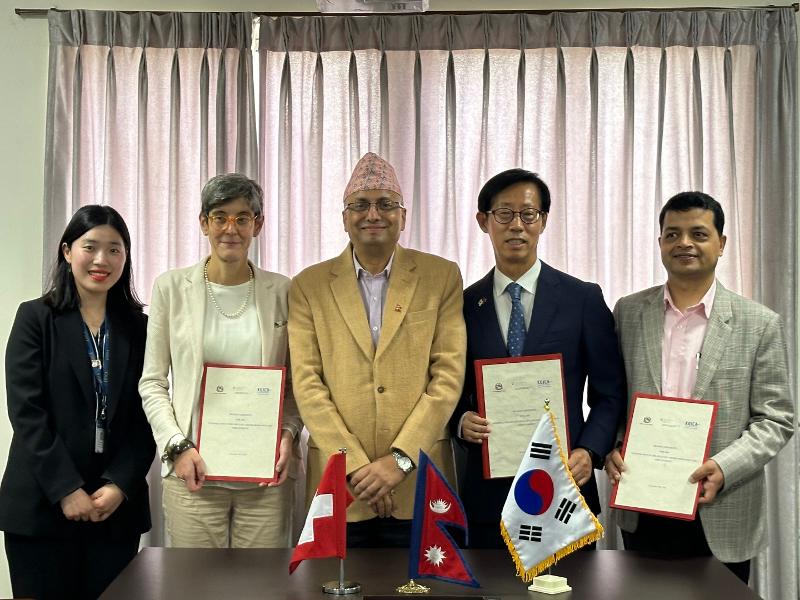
[289,451,352,574]
[406,450,479,588]
[501,411,603,582]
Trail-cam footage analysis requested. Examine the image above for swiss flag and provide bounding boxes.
[408,451,479,587]
[289,452,352,573]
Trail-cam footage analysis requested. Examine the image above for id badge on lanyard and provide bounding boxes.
[83,321,110,454]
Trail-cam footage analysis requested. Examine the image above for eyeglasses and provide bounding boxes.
[345,199,404,213]
[207,213,257,229]
[485,207,545,225]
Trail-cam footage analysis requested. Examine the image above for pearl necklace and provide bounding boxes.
[204,259,254,319]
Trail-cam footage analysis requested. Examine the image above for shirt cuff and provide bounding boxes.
[456,412,468,440]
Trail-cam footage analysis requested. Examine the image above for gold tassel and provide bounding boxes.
[548,411,605,542]
[500,412,606,583]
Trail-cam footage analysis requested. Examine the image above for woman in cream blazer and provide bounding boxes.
[139,174,301,548]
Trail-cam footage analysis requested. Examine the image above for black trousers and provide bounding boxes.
[347,517,411,548]
[622,514,750,584]
[5,531,140,600]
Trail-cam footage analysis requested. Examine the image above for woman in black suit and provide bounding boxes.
[0,206,155,599]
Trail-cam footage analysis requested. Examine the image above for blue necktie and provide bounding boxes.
[506,282,526,357]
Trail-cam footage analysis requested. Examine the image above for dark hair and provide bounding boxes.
[200,173,264,217]
[44,205,144,313]
[477,169,552,213]
[659,191,725,236]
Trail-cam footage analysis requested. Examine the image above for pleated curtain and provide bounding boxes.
[255,15,797,597]
[44,8,257,548]
[44,8,797,600]
[44,10,257,293]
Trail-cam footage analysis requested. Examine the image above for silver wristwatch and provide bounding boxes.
[161,438,196,463]
[392,450,414,474]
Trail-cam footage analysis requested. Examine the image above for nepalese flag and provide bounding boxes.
[501,411,604,581]
[408,451,479,587]
[289,453,353,574]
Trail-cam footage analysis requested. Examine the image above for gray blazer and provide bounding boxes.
[613,282,794,563]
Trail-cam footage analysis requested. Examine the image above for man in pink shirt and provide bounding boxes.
[606,192,794,583]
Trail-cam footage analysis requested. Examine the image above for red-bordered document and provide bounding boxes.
[475,354,570,479]
[196,363,285,483]
[610,393,718,520]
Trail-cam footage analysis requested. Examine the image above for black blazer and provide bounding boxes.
[0,298,155,539]
[451,262,627,522]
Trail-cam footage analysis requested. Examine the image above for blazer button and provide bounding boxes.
[377,386,386,393]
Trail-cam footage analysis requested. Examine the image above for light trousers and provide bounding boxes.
[162,476,293,548]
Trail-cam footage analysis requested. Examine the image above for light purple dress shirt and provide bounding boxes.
[353,251,394,347]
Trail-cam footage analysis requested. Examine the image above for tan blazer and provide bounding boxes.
[288,245,466,521]
[139,259,302,478]
[613,283,794,563]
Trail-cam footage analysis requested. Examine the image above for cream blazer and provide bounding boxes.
[139,259,302,478]
[288,245,466,521]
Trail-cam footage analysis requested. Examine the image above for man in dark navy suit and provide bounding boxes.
[450,169,626,548]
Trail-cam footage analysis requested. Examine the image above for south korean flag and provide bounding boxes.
[500,411,604,582]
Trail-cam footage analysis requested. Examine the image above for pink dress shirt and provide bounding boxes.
[661,281,716,399]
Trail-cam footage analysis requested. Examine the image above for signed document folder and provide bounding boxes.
[196,363,285,483]
[610,393,717,520]
[475,354,569,479]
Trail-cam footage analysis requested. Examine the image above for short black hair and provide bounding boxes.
[477,169,552,214]
[659,191,725,236]
[44,205,143,313]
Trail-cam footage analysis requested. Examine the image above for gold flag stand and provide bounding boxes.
[396,579,430,594]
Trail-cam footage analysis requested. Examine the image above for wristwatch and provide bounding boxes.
[392,450,415,474]
[161,438,196,463]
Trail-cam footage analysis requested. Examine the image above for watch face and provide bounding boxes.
[398,456,412,472]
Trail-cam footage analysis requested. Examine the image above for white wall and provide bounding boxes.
[0,0,792,596]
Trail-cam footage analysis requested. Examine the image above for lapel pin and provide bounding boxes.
[394,304,402,312]
[478,297,487,307]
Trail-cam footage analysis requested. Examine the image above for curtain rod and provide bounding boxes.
[14,4,800,17]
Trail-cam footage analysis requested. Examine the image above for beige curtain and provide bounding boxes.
[44,8,797,599]
[44,10,257,295]
[255,10,797,600]
[44,8,258,546]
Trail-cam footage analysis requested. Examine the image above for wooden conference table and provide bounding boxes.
[100,548,760,600]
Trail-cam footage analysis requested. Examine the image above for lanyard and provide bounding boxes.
[82,320,110,453]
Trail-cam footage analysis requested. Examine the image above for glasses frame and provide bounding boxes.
[206,213,258,230]
[485,207,545,225]
[344,199,404,213]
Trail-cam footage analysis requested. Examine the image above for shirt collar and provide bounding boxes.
[492,260,541,298]
[663,280,716,319]
[353,249,394,279]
